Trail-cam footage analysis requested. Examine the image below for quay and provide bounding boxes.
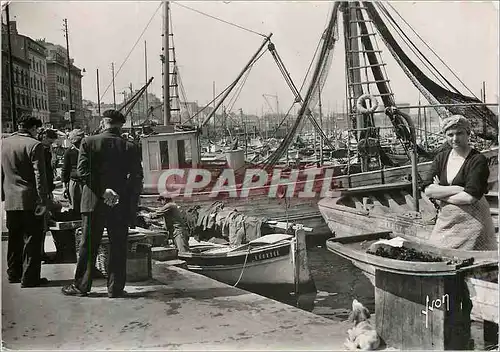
[2,241,352,351]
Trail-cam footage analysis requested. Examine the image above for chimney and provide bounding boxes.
[8,21,17,34]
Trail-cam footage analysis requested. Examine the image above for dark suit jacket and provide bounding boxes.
[77,128,143,214]
[42,144,55,193]
[61,146,79,184]
[1,132,48,211]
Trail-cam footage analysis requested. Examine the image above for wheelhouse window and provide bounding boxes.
[159,140,170,169]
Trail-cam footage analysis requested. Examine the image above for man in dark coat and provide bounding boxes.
[62,110,143,297]
[38,128,58,194]
[61,129,85,214]
[1,115,49,287]
[38,128,58,262]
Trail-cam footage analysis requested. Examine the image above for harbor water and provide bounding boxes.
[240,243,375,321]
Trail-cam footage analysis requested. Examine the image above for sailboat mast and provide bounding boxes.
[111,62,117,109]
[144,41,149,119]
[163,0,171,126]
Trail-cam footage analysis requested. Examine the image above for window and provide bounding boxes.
[159,141,170,169]
[21,94,25,106]
[147,141,159,171]
[177,139,192,167]
[16,93,20,105]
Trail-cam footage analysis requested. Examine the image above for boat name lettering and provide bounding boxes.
[421,294,450,328]
[254,250,280,261]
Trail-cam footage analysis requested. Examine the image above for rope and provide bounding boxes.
[100,2,162,102]
[385,2,478,98]
[172,1,266,38]
[375,2,457,94]
[233,246,251,287]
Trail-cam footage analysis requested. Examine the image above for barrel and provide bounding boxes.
[225,149,245,171]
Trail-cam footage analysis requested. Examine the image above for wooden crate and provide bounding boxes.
[375,269,472,350]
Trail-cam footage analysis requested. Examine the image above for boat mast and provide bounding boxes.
[162,0,171,126]
[144,41,149,119]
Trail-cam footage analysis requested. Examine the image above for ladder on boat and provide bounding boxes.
[343,2,396,173]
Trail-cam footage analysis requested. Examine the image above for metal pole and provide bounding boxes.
[5,5,17,131]
[144,41,149,118]
[318,85,324,166]
[63,18,73,129]
[213,81,216,137]
[383,102,498,110]
[111,62,116,109]
[424,106,428,147]
[482,81,486,102]
[411,143,419,212]
[162,0,171,126]
[130,83,134,134]
[96,69,101,117]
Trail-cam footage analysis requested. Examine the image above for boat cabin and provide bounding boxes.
[141,129,200,194]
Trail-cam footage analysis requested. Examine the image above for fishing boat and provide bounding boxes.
[178,232,315,291]
[317,181,499,240]
[139,1,498,240]
[325,231,498,324]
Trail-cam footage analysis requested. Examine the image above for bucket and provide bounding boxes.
[225,149,245,171]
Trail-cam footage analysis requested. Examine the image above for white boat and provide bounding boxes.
[178,233,315,292]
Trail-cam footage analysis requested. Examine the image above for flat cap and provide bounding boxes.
[102,109,126,124]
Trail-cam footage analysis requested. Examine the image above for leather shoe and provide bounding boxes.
[8,277,21,284]
[21,277,49,288]
[61,284,88,296]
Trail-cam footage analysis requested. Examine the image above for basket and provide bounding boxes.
[75,228,151,281]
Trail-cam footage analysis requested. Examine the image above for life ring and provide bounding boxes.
[356,94,379,114]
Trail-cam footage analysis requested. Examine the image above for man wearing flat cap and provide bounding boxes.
[62,110,143,297]
[61,129,85,214]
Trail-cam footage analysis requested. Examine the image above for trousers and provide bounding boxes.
[74,202,128,294]
[68,179,82,214]
[6,210,44,284]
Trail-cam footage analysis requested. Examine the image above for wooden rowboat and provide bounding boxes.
[178,231,315,293]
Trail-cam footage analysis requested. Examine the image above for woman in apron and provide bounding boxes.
[423,115,497,250]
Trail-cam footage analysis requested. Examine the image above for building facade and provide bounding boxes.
[27,37,50,124]
[1,22,40,132]
[43,42,83,129]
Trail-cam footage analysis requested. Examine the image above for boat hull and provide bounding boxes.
[179,237,315,290]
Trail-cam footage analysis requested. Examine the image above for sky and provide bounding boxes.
[8,1,499,116]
